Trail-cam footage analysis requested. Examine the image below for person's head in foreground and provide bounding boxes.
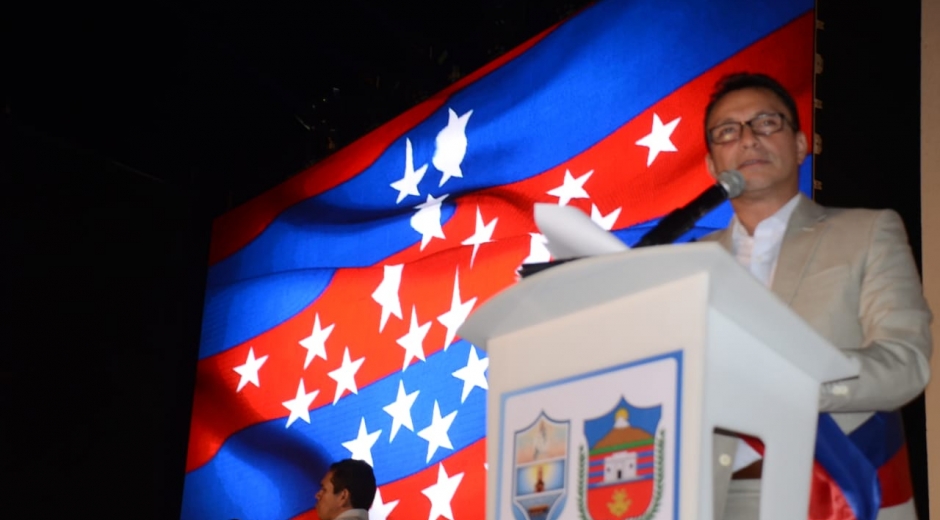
[315,459,377,520]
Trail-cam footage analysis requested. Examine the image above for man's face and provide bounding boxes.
[705,87,807,201]
[315,471,349,520]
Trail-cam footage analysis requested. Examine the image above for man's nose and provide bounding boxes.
[738,124,760,147]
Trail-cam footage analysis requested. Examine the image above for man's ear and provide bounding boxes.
[338,488,351,508]
[795,131,808,164]
[705,153,718,178]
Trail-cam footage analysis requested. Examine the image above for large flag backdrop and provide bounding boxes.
[181,0,817,519]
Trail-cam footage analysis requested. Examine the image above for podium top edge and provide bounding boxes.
[458,242,859,383]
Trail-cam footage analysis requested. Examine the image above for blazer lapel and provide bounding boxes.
[771,195,829,305]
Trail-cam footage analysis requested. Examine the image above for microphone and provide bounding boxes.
[633,170,746,248]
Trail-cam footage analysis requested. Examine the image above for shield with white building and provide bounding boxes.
[582,398,663,520]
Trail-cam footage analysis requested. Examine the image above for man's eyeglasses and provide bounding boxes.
[708,112,792,145]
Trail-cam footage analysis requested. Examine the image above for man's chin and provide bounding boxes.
[739,181,800,201]
[738,169,787,188]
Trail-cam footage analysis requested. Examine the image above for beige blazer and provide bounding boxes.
[702,195,932,520]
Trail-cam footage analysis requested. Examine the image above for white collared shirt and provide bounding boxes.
[730,194,802,287]
[728,193,800,470]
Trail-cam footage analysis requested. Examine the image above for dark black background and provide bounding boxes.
[815,0,927,516]
[3,0,927,517]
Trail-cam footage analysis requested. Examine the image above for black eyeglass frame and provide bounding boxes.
[707,112,794,145]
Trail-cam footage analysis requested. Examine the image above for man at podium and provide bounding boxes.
[700,73,932,519]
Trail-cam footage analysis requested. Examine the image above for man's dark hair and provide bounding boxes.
[704,72,801,148]
[329,459,377,510]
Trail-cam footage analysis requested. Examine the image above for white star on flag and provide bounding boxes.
[371,264,403,332]
[382,380,420,442]
[635,113,681,166]
[437,269,477,351]
[390,138,428,203]
[452,345,489,403]
[281,379,319,428]
[433,108,473,187]
[396,306,431,371]
[369,488,399,520]
[410,193,448,251]
[299,313,333,369]
[327,347,365,405]
[590,204,622,231]
[460,206,497,267]
[417,400,458,463]
[341,417,382,467]
[233,347,268,392]
[421,463,464,520]
[522,232,551,265]
[547,169,593,206]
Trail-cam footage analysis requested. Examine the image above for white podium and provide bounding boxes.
[459,243,859,520]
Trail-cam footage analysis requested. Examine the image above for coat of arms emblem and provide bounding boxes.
[512,412,570,520]
[579,398,664,520]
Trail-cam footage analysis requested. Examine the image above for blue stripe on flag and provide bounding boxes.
[199,268,334,358]
[206,201,458,287]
